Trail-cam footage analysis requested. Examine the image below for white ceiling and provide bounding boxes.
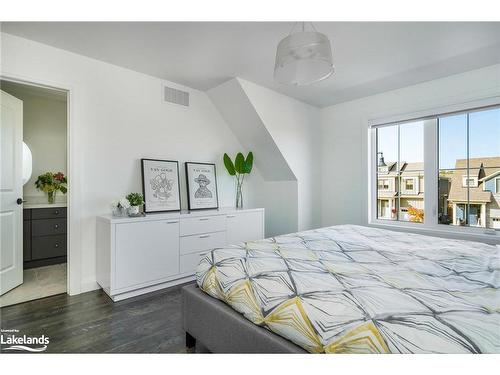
[2,22,500,107]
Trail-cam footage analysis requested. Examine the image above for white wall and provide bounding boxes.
[320,64,500,228]
[246,173,298,237]
[208,77,317,237]
[1,90,68,202]
[238,79,322,231]
[1,32,253,293]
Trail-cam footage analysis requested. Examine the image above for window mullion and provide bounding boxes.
[423,118,438,228]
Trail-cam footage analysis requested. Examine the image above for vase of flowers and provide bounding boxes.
[35,172,67,204]
[125,193,144,216]
[223,152,253,209]
[110,197,131,217]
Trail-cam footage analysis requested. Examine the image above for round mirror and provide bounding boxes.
[22,142,33,185]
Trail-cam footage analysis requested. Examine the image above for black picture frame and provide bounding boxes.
[141,158,181,213]
[185,162,219,211]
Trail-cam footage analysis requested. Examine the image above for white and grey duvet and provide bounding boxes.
[196,225,500,353]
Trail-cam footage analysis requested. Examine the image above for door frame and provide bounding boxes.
[1,73,82,296]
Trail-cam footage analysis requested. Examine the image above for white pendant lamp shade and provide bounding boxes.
[274,26,334,86]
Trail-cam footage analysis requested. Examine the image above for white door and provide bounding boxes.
[0,90,24,295]
[226,211,264,245]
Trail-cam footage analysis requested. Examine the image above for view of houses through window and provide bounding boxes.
[376,120,425,223]
[438,108,500,230]
[376,106,500,230]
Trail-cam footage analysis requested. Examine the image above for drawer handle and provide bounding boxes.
[54,243,60,248]
[166,221,179,224]
[198,218,210,221]
[54,210,59,215]
[54,224,60,229]
[227,215,236,218]
[199,234,210,239]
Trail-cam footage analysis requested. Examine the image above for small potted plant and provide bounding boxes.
[126,193,144,216]
[35,172,68,204]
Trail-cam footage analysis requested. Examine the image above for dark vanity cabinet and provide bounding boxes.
[23,207,67,269]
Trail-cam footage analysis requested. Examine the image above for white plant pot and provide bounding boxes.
[128,206,140,215]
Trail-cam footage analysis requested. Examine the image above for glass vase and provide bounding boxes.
[47,191,56,204]
[235,180,243,209]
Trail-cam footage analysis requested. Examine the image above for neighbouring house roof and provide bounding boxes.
[378,191,397,198]
[378,162,424,176]
[400,193,424,199]
[480,169,500,182]
[401,162,424,173]
[448,157,500,203]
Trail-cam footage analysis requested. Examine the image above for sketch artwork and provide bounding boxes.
[194,174,213,199]
[185,162,219,210]
[141,159,181,213]
[150,172,174,200]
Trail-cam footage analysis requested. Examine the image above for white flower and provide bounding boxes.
[119,197,131,209]
[110,200,119,209]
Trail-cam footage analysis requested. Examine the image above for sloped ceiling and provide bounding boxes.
[208,78,296,182]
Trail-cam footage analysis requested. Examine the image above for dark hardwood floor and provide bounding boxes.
[0,282,195,353]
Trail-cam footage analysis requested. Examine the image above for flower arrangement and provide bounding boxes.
[111,197,131,210]
[111,193,144,217]
[35,172,67,204]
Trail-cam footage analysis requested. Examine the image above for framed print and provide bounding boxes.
[185,162,219,210]
[141,158,181,213]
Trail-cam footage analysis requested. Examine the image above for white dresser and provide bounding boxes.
[96,208,264,301]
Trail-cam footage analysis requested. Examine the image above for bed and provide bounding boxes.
[183,224,499,353]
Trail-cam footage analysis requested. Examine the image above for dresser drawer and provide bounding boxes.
[31,207,67,220]
[180,215,225,236]
[180,231,225,256]
[32,218,67,236]
[180,251,209,274]
[31,235,67,260]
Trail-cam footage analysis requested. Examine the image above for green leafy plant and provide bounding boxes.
[35,172,67,204]
[223,152,253,208]
[126,192,144,207]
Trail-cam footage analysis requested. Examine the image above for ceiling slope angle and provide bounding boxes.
[207,78,296,182]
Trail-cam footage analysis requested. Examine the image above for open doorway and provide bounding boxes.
[0,80,68,307]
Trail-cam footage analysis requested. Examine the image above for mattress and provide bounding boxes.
[196,225,500,353]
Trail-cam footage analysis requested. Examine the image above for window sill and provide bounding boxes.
[368,220,500,245]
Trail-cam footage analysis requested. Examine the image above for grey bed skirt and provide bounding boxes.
[182,284,307,353]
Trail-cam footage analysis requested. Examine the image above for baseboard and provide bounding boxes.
[79,279,100,295]
[106,275,196,302]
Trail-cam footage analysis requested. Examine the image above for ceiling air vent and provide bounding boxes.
[163,85,189,106]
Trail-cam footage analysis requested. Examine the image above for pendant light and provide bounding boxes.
[274,22,334,86]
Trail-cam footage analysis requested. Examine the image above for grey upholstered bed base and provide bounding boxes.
[182,284,307,353]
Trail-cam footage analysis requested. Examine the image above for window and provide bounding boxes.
[376,120,424,223]
[378,179,390,190]
[371,105,500,233]
[438,107,500,229]
[462,177,478,188]
[405,179,414,190]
